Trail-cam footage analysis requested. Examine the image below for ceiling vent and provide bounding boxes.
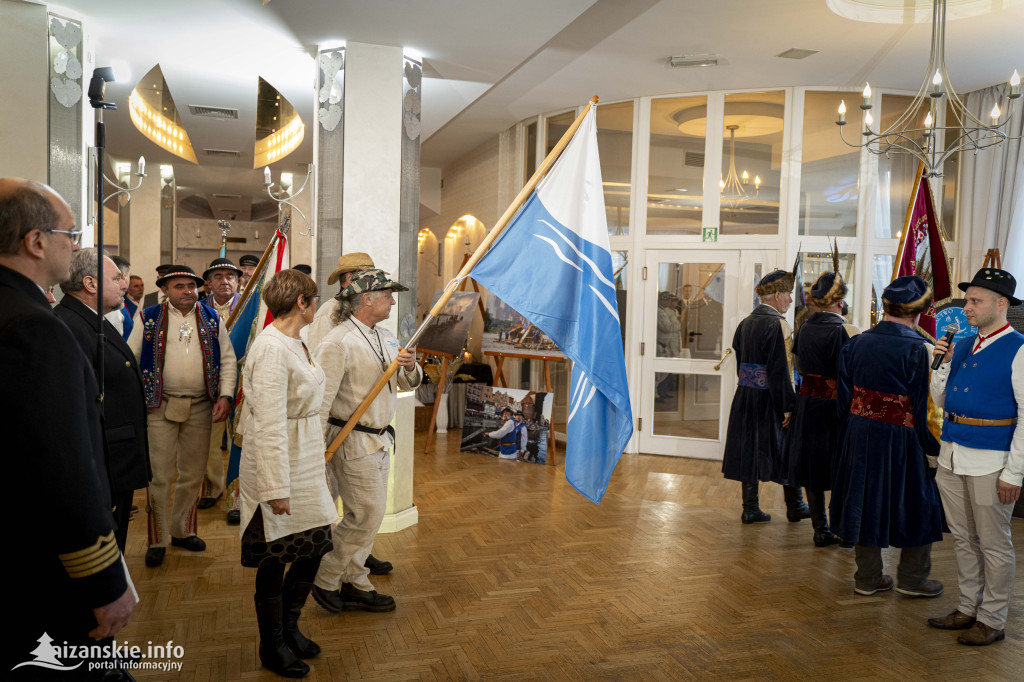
[668,54,718,68]
[203,148,241,158]
[212,193,242,200]
[188,104,239,119]
[684,151,705,168]
[776,48,819,60]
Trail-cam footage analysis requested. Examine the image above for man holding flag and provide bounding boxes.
[469,100,632,503]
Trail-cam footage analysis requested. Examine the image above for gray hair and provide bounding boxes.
[60,248,100,294]
[111,254,131,275]
[331,290,387,326]
[0,181,60,255]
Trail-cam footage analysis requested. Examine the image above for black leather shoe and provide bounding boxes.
[340,583,396,612]
[813,531,840,547]
[311,586,345,613]
[365,554,394,576]
[170,536,206,552]
[741,509,771,524]
[197,495,221,510]
[144,547,165,567]
[227,509,241,525]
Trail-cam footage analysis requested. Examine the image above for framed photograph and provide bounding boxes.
[460,385,553,465]
[482,294,565,359]
[416,290,479,357]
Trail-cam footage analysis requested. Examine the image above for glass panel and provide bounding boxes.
[597,101,634,236]
[524,121,537,184]
[647,95,707,235]
[613,250,629,348]
[653,373,721,440]
[874,94,929,239]
[871,254,894,327]
[799,92,859,237]
[795,252,856,329]
[656,261,725,359]
[545,111,575,156]
[720,91,785,235]
[751,263,764,312]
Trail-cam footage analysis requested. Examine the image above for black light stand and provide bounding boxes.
[87,66,118,400]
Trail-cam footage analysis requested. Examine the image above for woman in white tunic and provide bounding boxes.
[237,269,338,679]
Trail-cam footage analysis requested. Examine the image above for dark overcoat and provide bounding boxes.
[782,312,851,490]
[0,264,127,670]
[722,304,795,483]
[828,321,943,548]
[55,294,152,494]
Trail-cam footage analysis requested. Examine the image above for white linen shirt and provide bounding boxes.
[236,325,337,540]
[930,324,1024,485]
[316,316,423,458]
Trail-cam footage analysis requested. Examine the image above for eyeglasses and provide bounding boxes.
[45,228,83,245]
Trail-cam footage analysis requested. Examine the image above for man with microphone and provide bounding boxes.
[928,267,1023,646]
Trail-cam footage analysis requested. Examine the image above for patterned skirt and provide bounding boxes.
[241,507,333,568]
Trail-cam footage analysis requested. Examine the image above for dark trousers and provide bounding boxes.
[854,543,932,590]
[112,489,135,553]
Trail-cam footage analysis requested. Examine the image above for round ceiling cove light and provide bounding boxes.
[827,0,1022,24]
[673,102,785,138]
[128,64,197,163]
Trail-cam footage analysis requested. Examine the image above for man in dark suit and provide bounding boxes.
[0,178,135,673]
[141,263,173,308]
[55,248,153,553]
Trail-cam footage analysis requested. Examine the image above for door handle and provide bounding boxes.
[714,348,732,371]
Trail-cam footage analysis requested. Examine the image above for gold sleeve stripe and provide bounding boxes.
[58,532,116,561]
[62,540,119,569]
[64,544,121,578]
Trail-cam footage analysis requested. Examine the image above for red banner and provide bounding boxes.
[891,165,952,340]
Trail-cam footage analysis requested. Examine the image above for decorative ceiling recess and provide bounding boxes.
[128,65,199,163]
[254,77,305,168]
[827,0,1023,23]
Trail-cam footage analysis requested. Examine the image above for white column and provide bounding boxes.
[127,176,163,289]
[0,0,48,182]
[339,41,416,533]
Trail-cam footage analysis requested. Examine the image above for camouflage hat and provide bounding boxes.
[337,268,409,299]
[327,252,375,285]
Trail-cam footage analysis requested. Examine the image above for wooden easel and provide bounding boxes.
[482,350,564,467]
[421,348,455,455]
[455,252,488,319]
[982,248,1002,269]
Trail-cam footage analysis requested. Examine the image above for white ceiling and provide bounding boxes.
[46,0,1024,216]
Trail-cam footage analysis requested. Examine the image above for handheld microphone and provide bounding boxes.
[932,323,959,370]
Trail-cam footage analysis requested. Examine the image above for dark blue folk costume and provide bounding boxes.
[783,245,859,547]
[830,276,944,597]
[722,265,810,524]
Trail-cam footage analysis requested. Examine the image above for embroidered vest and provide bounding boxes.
[499,420,518,454]
[139,303,222,409]
[941,330,1023,451]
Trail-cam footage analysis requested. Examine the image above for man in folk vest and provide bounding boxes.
[197,257,243,510]
[128,265,237,567]
[928,267,1023,646]
[487,407,520,460]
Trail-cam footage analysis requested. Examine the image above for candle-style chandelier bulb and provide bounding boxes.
[924,111,933,127]
[990,103,1001,122]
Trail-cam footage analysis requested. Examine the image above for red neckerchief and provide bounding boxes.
[973,322,1010,354]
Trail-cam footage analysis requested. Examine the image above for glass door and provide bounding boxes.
[638,250,740,458]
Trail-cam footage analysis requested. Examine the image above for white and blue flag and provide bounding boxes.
[471,107,632,503]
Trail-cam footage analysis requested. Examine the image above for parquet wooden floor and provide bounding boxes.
[120,432,1024,681]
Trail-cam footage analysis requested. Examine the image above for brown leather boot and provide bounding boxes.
[957,622,1005,646]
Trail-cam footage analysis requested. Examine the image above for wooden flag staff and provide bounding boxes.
[224,227,285,331]
[324,95,600,463]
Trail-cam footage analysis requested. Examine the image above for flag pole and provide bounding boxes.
[325,95,600,462]
[225,229,282,331]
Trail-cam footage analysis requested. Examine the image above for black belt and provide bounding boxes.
[327,416,395,439]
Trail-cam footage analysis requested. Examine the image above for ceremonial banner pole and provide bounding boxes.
[890,160,927,283]
[225,230,282,331]
[325,96,600,462]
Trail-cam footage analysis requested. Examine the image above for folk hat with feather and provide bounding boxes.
[755,252,800,296]
[808,239,848,308]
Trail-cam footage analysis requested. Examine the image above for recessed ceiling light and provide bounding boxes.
[668,54,718,68]
[777,48,819,60]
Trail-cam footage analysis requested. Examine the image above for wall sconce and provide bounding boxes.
[105,156,146,206]
[263,164,314,236]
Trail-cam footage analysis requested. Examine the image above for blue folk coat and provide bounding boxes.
[828,321,942,547]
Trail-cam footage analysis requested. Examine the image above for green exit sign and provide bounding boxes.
[702,226,719,243]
